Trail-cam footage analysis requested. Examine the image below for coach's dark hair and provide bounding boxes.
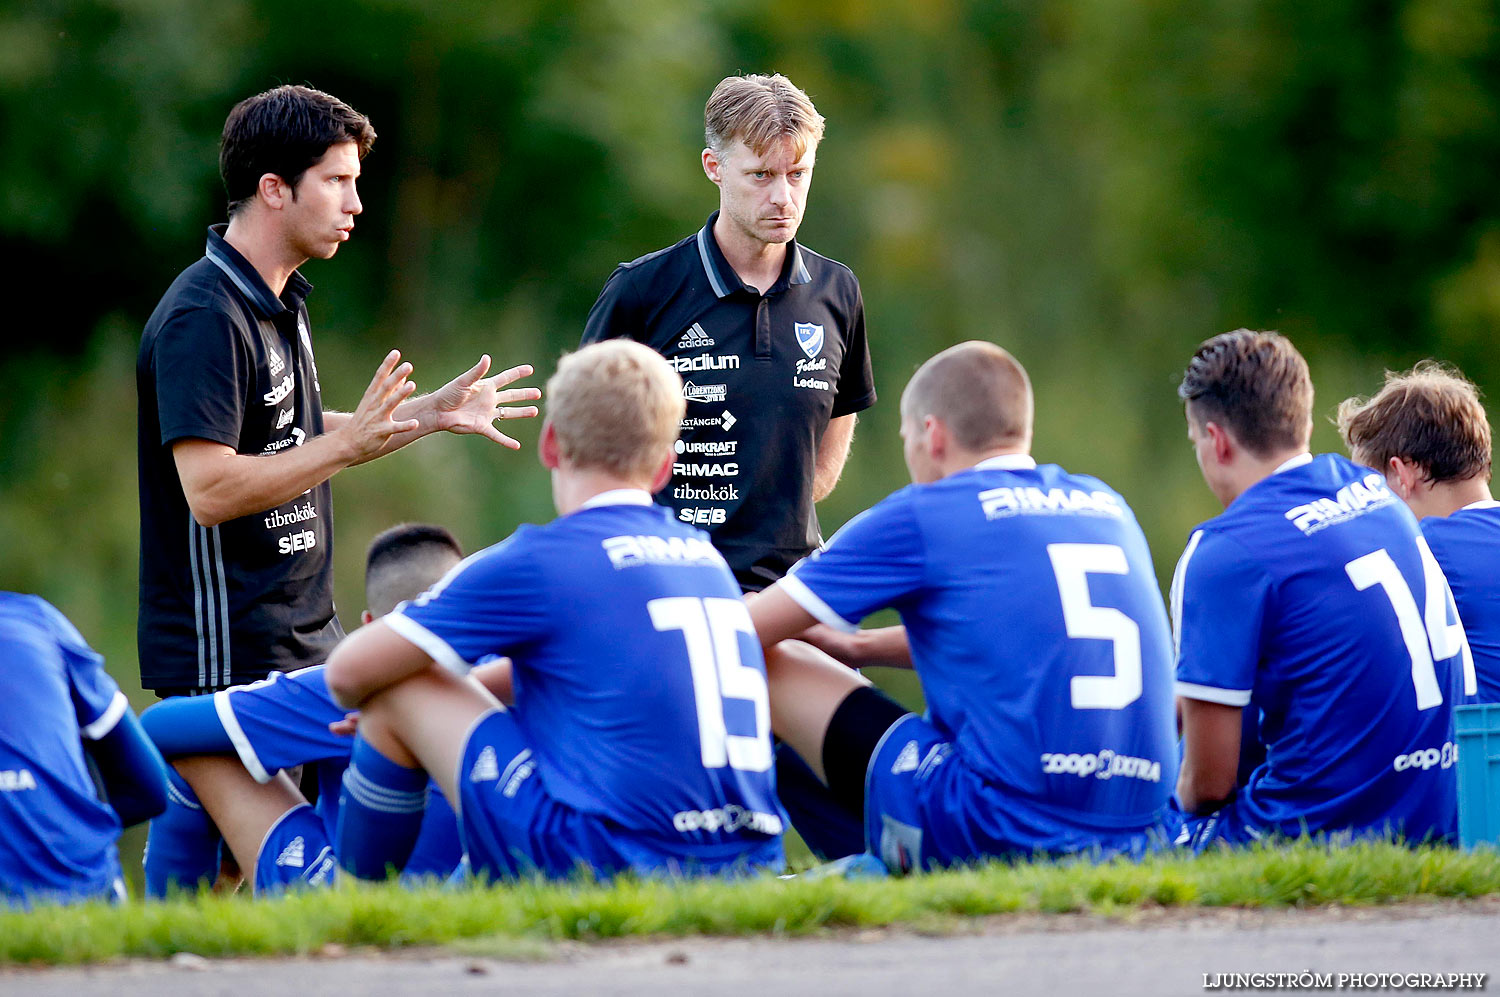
[220,85,376,218]
[1337,361,1492,484]
[1178,330,1313,456]
[364,523,462,618]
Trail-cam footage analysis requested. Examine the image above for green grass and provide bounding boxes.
[3,841,1497,966]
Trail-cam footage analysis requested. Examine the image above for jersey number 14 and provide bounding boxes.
[1345,540,1477,709]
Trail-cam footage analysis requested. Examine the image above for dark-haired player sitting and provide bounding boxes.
[1339,362,1498,703]
[1172,331,1473,848]
[0,594,167,906]
[749,341,1179,872]
[326,341,785,883]
[141,524,479,895]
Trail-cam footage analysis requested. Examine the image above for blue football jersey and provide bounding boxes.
[386,492,785,859]
[1422,501,1500,704]
[1171,453,1469,843]
[783,455,1179,837]
[0,593,128,904]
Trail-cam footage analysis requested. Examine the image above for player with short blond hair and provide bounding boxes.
[324,341,785,882]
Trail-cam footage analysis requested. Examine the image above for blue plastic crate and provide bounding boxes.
[1455,703,1500,850]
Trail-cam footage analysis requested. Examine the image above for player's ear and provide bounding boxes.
[702,147,722,185]
[925,414,949,461]
[1387,457,1420,499]
[539,419,562,470]
[1206,421,1235,466]
[648,449,674,493]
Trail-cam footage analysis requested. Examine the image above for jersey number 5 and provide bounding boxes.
[648,596,773,773]
[1345,540,1475,710]
[1048,543,1142,710]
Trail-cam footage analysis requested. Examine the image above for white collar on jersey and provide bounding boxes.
[1460,499,1500,512]
[1273,452,1314,475]
[972,453,1037,472]
[578,489,654,510]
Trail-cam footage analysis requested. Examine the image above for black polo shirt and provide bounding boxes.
[136,225,341,693]
[582,212,876,589]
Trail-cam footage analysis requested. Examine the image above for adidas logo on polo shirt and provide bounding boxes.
[892,740,921,775]
[676,323,715,350]
[276,836,305,868]
[471,745,500,783]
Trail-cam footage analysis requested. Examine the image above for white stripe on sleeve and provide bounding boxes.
[778,574,859,634]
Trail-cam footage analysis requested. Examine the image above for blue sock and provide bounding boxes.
[143,769,222,899]
[336,734,429,880]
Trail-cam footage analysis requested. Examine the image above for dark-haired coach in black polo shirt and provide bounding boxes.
[582,73,874,593]
[582,74,875,859]
[138,85,539,697]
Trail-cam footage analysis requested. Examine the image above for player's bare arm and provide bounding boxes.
[174,349,420,526]
[327,355,541,462]
[799,623,913,669]
[747,584,819,648]
[1176,696,1242,815]
[812,413,857,502]
[326,620,435,710]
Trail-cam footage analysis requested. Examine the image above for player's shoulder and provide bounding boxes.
[436,527,543,589]
[1424,502,1500,546]
[0,592,76,640]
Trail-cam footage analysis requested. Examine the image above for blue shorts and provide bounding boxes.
[865,715,1174,872]
[254,803,338,896]
[214,667,351,783]
[455,710,782,882]
[218,667,462,880]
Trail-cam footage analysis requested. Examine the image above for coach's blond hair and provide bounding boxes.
[546,341,685,480]
[1337,361,1492,483]
[901,341,1033,452]
[705,74,825,159]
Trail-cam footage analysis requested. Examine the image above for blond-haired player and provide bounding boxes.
[325,341,785,881]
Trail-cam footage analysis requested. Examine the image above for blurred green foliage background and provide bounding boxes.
[4,0,1500,722]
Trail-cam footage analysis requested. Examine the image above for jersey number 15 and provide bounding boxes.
[648,596,774,773]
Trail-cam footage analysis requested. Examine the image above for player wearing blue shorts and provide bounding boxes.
[748,342,1180,873]
[1339,362,1500,703]
[0,594,167,907]
[326,341,785,882]
[140,524,472,896]
[1173,331,1474,848]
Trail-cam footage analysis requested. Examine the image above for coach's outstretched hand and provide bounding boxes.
[419,355,542,449]
[341,349,423,461]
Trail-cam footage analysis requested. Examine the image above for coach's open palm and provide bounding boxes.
[427,355,542,449]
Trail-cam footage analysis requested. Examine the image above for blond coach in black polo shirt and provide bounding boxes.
[582,73,875,592]
[137,85,539,696]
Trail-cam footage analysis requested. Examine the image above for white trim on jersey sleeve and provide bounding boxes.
[1169,530,1205,658]
[778,574,859,633]
[1174,681,1253,707]
[214,690,272,784]
[80,690,129,741]
[385,613,473,676]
